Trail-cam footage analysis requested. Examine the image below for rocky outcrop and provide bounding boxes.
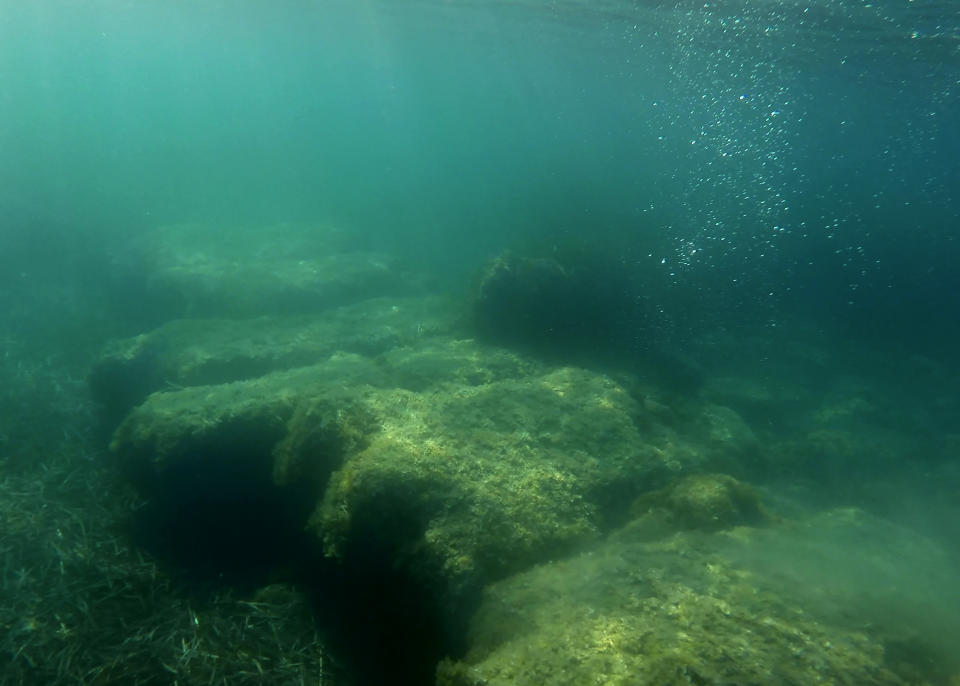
[94,224,954,686]
[436,506,950,686]
[90,295,457,424]
[109,334,745,614]
[131,222,429,319]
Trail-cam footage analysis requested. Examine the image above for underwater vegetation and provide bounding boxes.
[2,0,958,679]
[4,222,943,685]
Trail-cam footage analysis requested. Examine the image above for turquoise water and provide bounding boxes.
[5,0,955,312]
[2,1,959,684]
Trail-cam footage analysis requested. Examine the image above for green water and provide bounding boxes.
[4,0,957,332]
[3,2,671,261]
[1,1,959,684]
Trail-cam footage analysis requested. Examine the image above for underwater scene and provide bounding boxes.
[1,0,958,684]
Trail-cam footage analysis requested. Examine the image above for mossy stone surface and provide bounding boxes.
[134,222,428,318]
[109,333,753,609]
[109,353,383,488]
[630,473,771,531]
[90,295,458,421]
[105,318,769,648]
[313,365,696,604]
[437,508,928,686]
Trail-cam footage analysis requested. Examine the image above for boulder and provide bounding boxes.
[471,251,638,360]
[435,506,951,686]
[109,353,384,491]
[108,336,747,611]
[129,222,429,319]
[630,473,772,531]
[90,295,458,424]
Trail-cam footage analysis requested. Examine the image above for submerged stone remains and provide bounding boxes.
[437,509,921,686]
[91,224,956,685]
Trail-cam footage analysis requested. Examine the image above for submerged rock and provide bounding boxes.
[93,263,960,684]
[630,473,771,532]
[130,222,430,319]
[108,329,753,614]
[313,366,675,605]
[109,354,382,485]
[436,506,945,686]
[471,251,638,360]
[90,295,458,423]
[98,281,777,678]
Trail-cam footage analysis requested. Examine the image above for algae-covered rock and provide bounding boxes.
[693,402,760,468]
[106,337,553,494]
[107,352,392,580]
[313,366,686,606]
[108,327,761,608]
[133,222,428,318]
[436,506,954,686]
[630,473,771,531]
[473,253,576,348]
[700,374,811,430]
[471,251,637,358]
[382,338,543,392]
[90,295,458,422]
[109,353,384,489]
[106,320,769,645]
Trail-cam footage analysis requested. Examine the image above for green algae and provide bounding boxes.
[437,508,938,686]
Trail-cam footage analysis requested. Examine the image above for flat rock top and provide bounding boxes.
[129,222,428,318]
